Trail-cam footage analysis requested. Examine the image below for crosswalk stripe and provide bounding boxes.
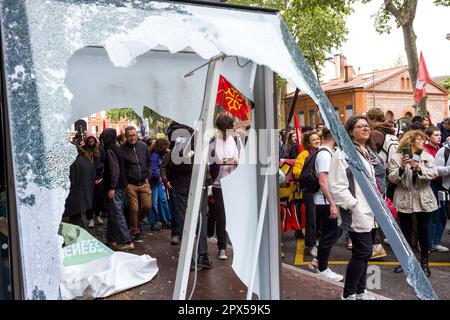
[293,238,450,267]
[294,238,304,266]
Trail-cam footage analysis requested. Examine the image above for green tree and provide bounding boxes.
[391,54,406,68]
[107,107,173,135]
[106,108,140,123]
[438,77,450,98]
[227,0,354,80]
[361,0,450,116]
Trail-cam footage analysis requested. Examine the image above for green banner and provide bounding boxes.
[58,222,113,267]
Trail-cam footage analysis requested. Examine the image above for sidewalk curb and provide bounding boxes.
[282,263,392,300]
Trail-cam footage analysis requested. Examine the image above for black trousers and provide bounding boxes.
[212,187,227,251]
[316,204,342,272]
[398,212,431,264]
[176,189,208,256]
[343,232,372,297]
[303,192,317,248]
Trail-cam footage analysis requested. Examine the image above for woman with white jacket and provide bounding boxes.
[209,114,239,260]
[388,130,438,277]
[328,115,378,300]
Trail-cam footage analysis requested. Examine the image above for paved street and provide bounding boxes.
[281,221,450,300]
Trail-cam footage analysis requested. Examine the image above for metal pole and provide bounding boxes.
[172,56,223,300]
[286,88,299,129]
[254,65,281,299]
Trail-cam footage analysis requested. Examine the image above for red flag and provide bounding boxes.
[293,113,303,153]
[102,118,106,131]
[216,75,251,120]
[414,52,431,104]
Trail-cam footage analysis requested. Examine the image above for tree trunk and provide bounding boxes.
[401,22,426,116]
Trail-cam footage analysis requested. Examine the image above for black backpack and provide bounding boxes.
[299,148,332,193]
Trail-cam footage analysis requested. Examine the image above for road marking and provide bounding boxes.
[295,237,304,266]
[294,238,450,267]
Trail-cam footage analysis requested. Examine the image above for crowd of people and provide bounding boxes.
[62,114,244,270]
[61,107,450,299]
[279,108,450,300]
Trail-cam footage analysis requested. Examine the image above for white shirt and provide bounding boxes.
[211,134,239,188]
[314,146,333,205]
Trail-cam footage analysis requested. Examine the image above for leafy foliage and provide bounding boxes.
[437,77,450,99]
[433,0,450,5]
[106,107,172,135]
[438,77,450,92]
[227,0,354,79]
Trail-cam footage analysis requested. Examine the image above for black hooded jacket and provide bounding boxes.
[167,122,195,195]
[103,129,128,190]
[64,149,95,216]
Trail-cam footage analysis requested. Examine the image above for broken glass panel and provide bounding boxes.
[0,0,437,299]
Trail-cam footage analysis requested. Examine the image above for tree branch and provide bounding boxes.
[384,0,404,24]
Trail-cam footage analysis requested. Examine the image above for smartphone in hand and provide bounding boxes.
[401,147,412,160]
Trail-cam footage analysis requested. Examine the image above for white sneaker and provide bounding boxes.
[305,245,318,258]
[340,293,357,300]
[218,249,227,260]
[88,219,95,228]
[308,258,318,272]
[430,244,449,252]
[318,268,344,282]
[356,290,377,300]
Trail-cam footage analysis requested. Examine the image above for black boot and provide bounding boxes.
[421,264,431,277]
[394,265,403,273]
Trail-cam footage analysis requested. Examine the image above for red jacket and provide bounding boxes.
[423,143,440,158]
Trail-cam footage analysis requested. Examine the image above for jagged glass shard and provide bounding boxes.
[0,0,437,299]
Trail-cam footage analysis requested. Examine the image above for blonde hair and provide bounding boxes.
[397,130,426,153]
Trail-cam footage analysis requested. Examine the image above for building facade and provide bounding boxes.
[285,65,449,127]
[72,111,135,136]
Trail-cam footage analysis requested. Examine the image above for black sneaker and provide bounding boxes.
[421,264,431,277]
[162,221,171,229]
[133,233,144,243]
[394,265,403,273]
[190,254,213,271]
[150,223,161,231]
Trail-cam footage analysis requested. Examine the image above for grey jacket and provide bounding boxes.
[435,144,450,190]
[388,152,438,213]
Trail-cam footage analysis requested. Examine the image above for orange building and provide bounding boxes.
[284,65,449,127]
[75,111,135,137]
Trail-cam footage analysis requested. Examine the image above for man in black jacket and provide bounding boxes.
[121,126,152,242]
[103,128,134,250]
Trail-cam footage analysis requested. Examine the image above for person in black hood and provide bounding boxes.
[166,121,213,270]
[121,126,152,243]
[63,138,96,229]
[83,131,106,228]
[437,117,450,146]
[103,128,134,251]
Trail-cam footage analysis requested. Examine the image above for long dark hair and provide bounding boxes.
[102,128,117,150]
[215,114,234,140]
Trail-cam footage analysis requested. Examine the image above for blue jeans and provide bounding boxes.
[169,189,181,237]
[149,180,171,224]
[429,181,448,247]
[106,189,132,244]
